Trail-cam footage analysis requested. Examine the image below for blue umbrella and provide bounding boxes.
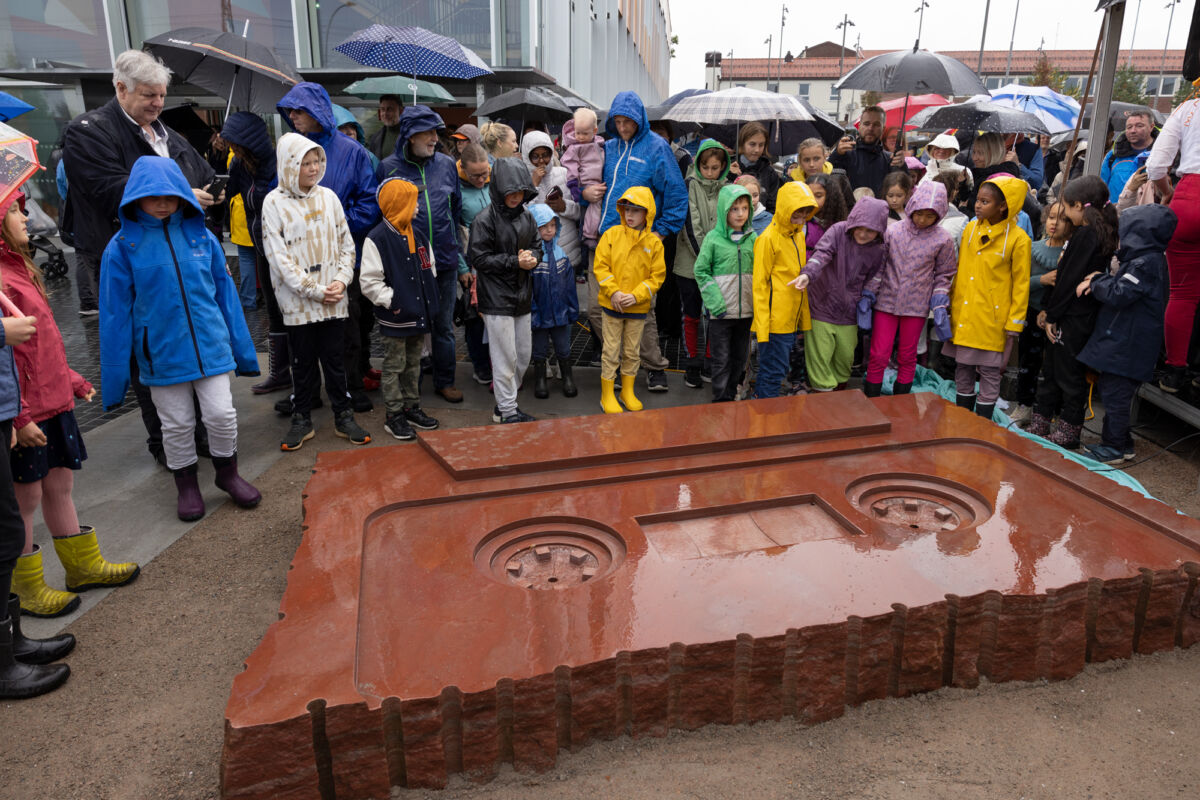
[334,24,492,80]
[0,91,34,123]
[987,84,1080,135]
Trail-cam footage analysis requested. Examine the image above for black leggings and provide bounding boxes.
[0,419,23,603]
[255,249,285,333]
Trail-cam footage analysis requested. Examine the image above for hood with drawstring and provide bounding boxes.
[675,138,731,279]
[871,181,958,317]
[694,183,756,319]
[948,174,1032,352]
[752,181,818,340]
[332,104,380,170]
[466,157,542,316]
[529,203,579,329]
[273,132,325,198]
[598,91,688,238]
[519,128,581,266]
[594,185,665,317]
[803,197,889,326]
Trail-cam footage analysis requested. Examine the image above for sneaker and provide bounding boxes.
[498,408,536,424]
[403,406,439,430]
[492,404,503,423]
[281,414,314,451]
[472,371,493,385]
[700,362,713,383]
[334,411,371,445]
[646,369,668,392]
[1159,366,1187,393]
[435,385,464,403]
[350,390,374,413]
[1123,444,1136,461]
[1084,443,1126,466]
[383,412,415,441]
[684,365,702,388]
[78,306,99,317]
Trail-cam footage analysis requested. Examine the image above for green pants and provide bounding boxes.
[805,320,858,390]
[381,335,423,413]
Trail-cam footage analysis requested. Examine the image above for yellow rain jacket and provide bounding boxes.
[949,174,1032,353]
[227,149,252,248]
[594,186,666,317]
[752,181,818,342]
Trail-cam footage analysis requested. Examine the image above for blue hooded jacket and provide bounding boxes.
[598,91,688,239]
[99,157,259,409]
[376,105,465,277]
[529,203,579,329]
[1078,204,1178,383]
[332,104,380,171]
[277,82,380,237]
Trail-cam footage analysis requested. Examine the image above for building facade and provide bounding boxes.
[710,45,1187,125]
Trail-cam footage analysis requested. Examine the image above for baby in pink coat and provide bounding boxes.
[560,107,606,247]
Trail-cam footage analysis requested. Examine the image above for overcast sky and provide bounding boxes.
[668,0,1192,94]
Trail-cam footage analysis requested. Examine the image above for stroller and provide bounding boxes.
[23,196,68,279]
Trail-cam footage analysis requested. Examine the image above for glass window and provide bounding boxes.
[1064,76,1082,92]
[1144,76,1159,95]
[0,84,87,216]
[829,84,839,101]
[1160,77,1176,96]
[0,1,111,69]
[313,0,491,68]
[986,76,1003,90]
[125,0,297,67]
[796,82,809,98]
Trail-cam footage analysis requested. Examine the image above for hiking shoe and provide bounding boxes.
[334,411,371,445]
[281,414,314,451]
[472,371,493,385]
[403,406,439,430]
[646,370,668,392]
[383,412,415,441]
[1159,366,1187,393]
[435,385,464,403]
[350,390,374,412]
[497,408,536,424]
[1084,443,1126,465]
[700,362,713,383]
[684,365,703,388]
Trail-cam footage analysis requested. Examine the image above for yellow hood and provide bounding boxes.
[617,185,657,231]
[771,181,817,238]
[983,174,1029,225]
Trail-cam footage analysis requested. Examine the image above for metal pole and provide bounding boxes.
[778,4,788,94]
[916,1,928,46]
[978,0,992,77]
[764,35,773,91]
[1127,0,1143,66]
[836,15,854,120]
[1005,0,1021,81]
[1157,1,1179,108]
[1084,2,1127,176]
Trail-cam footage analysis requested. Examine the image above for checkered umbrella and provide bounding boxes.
[663,87,814,124]
[334,24,492,80]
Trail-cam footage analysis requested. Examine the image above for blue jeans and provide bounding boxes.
[431,268,459,389]
[755,332,795,398]
[532,324,571,362]
[464,317,491,379]
[236,245,257,309]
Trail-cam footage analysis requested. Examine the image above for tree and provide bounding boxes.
[1025,53,1080,99]
[1111,64,1148,104]
[670,34,678,59]
[862,91,880,107]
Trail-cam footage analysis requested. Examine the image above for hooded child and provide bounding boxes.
[358,178,441,442]
[863,181,957,396]
[676,139,730,388]
[730,122,784,213]
[752,181,818,399]
[262,133,370,451]
[942,175,1032,422]
[734,175,773,236]
[594,187,666,414]
[100,156,261,521]
[520,130,581,266]
[529,203,580,399]
[921,133,973,195]
[695,183,757,402]
[789,198,890,392]
[560,107,606,248]
[466,157,544,424]
[1077,204,1178,464]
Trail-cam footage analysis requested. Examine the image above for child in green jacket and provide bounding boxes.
[694,183,756,402]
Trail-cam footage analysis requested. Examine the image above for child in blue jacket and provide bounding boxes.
[100,156,261,522]
[529,203,579,399]
[1077,204,1178,465]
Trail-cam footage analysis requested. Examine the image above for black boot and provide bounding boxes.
[956,393,976,411]
[0,614,70,699]
[533,360,549,399]
[892,381,912,395]
[252,332,292,394]
[560,363,578,397]
[862,381,882,397]
[7,594,74,665]
[975,402,996,420]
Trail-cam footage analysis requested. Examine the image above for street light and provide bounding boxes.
[1156,0,1181,108]
[318,1,358,67]
[915,1,930,47]
[764,34,773,92]
[1127,0,1144,66]
[1005,0,1022,81]
[977,0,992,78]
[777,4,788,95]
[835,14,855,120]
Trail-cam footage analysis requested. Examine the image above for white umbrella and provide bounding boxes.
[663,87,814,125]
[987,84,1081,135]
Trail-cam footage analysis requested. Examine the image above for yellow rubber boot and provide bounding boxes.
[600,377,623,414]
[52,526,140,593]
[12,546,79,618]
[620,373,643,411]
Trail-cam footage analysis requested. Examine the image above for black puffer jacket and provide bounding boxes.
[61,97,214,254]
[220,112,276,251]
[467,158,543,316]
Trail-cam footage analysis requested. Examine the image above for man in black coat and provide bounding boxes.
[62,49,219,466]
[830,105,898,196]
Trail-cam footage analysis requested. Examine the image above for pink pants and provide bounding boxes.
[1164,174,1200,366]
[866,311,925,384]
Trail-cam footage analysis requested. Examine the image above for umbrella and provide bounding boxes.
[0,91,34,123]
[1082,101,1166,131]
[343,76,455,105]
[143,27,299,115]
[334,24,492,80]
[870,94,949,130]
[0,121,41,213]
[794,97,845,146]
[646,88,710,121]
[906,100,1051,136]
[664,87,814,125]
[835,48,989,97]
[987,84,1080,135]
[476,88,573,123]
[159,104,216,154]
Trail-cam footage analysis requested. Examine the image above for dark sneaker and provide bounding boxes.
[498,408,536,424]
[700,361,713,383]
[383,412,415,441]
[334,411,371,445]
[1084,443,1126,466]
[684,365,703,388]
[78,306,99,317]
[281,414,314,451]
[275,394,322,416]
[1159,366,1187,394]
[472,371,493,385]
[646,369,668,392]
[350,390,374,413]
[403,406,439,430]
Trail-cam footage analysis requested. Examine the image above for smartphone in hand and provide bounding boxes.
[207,174,229,198]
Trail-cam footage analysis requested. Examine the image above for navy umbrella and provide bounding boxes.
[0,91,34,123]
[335,24,493,80]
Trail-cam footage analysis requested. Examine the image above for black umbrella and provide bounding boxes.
[907,100,1051,136]
[144,27,299,115]
[1081,101,1166,131]
[793,97,844,146]
[476,88,574,124]
[159,104,215,153]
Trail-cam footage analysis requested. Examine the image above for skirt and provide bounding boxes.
[10,410,87,484]
[941,339,1013,369]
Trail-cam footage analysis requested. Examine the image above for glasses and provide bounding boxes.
[466,169,489,181]
[529,150,552,163]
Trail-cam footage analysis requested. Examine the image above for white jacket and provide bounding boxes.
[520,131,582,266]
[261,132,357,326]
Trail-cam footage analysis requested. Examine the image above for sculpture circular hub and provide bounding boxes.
[846,475,992,533]
[475,522,625,589]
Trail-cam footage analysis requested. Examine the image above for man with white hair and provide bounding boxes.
[62,49,218,466]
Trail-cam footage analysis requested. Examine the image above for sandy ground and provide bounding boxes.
[2,401,1199,800]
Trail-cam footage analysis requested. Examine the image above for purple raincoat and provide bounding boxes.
[869,182,958,317]
[803,198,889,326]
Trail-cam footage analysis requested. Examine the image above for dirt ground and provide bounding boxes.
[3,402,1199,800]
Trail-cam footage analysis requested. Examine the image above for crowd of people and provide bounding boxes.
[1,48,1198,699]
